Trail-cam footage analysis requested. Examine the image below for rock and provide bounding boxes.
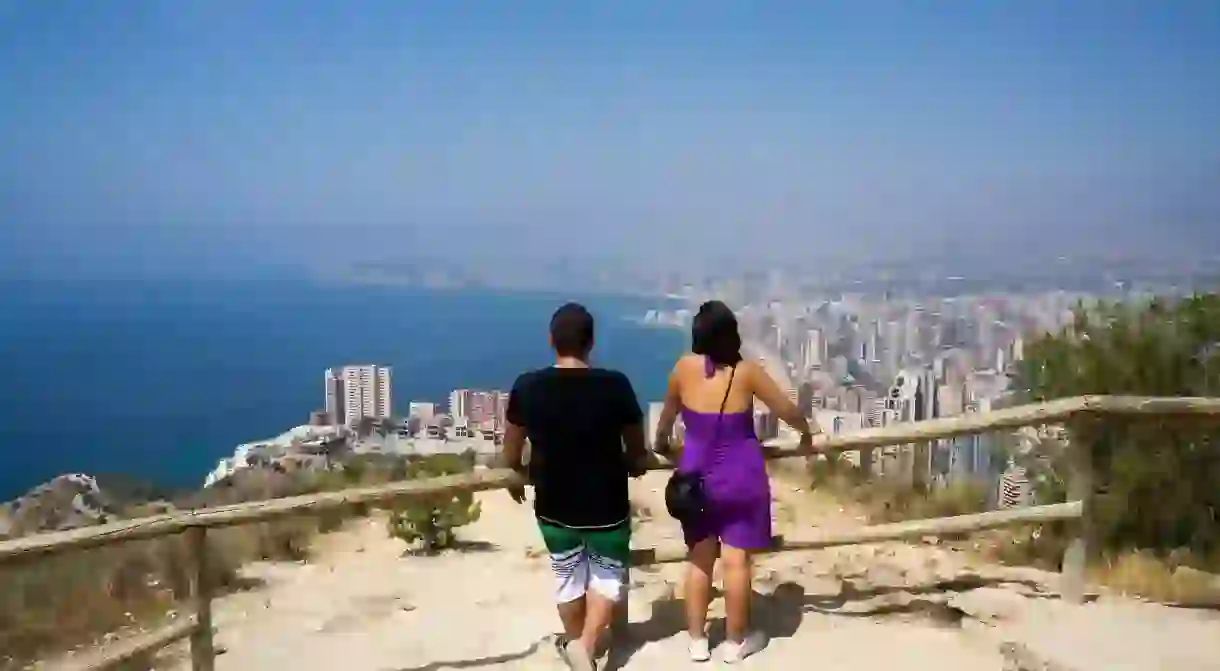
[1169,566,1220,607]
[1171,565,1220,587]
[949,587,1033,624]
[755,568,782,591]
[861,563,908,589]
[999,641,1077,671]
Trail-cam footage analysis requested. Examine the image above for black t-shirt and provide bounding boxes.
[506,366,643,529]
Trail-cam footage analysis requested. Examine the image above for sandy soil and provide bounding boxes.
[161,469,1220,670]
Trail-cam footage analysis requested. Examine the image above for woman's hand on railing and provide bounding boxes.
[797,429,819,455]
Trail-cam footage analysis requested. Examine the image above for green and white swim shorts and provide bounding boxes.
[537,519,631,603]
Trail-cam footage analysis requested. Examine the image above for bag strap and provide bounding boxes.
[715,364,737,422]
[702,362,737,471]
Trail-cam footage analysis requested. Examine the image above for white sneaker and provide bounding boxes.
[688,635,711,662]
[721,631,767,664]
[557,637,597,671]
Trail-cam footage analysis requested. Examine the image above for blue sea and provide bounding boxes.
[0,279,685,499]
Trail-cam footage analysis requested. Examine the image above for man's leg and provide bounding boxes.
[582,523,632,657]
[540,521,589,641]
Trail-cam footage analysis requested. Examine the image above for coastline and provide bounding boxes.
[0,281,686,500]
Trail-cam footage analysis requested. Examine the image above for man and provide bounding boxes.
[501,302,650,671]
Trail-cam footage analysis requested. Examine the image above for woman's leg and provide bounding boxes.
[717,498,771,663]
[684,536,719,639]
[719,544,753,641]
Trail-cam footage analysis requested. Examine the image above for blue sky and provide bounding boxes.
[2,1,1218,277]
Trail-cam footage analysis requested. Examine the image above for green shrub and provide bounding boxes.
[386,454,482,554]
[1016,293,1220,566]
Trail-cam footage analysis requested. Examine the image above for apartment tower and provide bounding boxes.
[325,365,392,426]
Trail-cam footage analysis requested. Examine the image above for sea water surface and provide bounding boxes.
[0,279,684,498]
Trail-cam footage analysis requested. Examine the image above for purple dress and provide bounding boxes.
[678,398,772,550]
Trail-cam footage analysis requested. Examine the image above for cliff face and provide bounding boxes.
[0,456,400,540]
[0,474,119,538]
[0,473,298,540]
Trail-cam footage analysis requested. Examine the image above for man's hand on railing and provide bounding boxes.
[508,484,527,504]
[506,461,529,503]
[628,450,664,477]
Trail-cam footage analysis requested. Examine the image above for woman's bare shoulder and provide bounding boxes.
[669,353,702,379]
[737,359,771,388]
[738,358,764,376]
[674,352,702,369]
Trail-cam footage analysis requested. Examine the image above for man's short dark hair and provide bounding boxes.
[550,302,595,357]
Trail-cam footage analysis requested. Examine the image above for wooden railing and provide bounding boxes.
[5,395,1220,670]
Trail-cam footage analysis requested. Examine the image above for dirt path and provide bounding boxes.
[161,469,1220,670]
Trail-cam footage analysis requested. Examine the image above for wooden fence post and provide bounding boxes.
[858,446,874,479]
[188,526,216,671]
[1061,431,1093,604]
[911,441,931,490]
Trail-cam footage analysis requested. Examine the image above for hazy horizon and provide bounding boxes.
[2,1,1219,280]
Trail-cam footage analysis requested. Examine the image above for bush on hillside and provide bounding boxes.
[386,453,482,554]
[1015,293,1220,569]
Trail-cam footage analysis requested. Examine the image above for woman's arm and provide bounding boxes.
[746,360,816,436]
[653,364,683,455]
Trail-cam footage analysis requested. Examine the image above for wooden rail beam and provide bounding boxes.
[1082,395,1220,416]
[5,395,1220,567]
[630,501,1083,565]
[0,469,522,563]
[763,396,1089,457]
[40,618,197,671]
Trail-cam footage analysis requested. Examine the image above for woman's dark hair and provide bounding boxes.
[691,300,742,367]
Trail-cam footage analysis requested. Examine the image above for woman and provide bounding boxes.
[653,300,816,664]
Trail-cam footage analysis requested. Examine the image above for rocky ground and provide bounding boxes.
[130,469,1220,671]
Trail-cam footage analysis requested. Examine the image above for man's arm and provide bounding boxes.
[500,378,529,502]
[501,422,528,475]
[623,422,649,477]
[617,373,650,476]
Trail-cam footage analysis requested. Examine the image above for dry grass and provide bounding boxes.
[0,514,339,669]
[1091,550,1220,606]
[802,456,991,527]
[0,467,380,669]
[0,454,481,669]
[806,456,1220,608]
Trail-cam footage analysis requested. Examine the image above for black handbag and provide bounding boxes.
[664,364,736,524]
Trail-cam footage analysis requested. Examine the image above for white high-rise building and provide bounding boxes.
[324,369,346,426]
[325,365,392,426]
[803,328,826,370]
[408,402,436,421]
[449,388,472,423]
